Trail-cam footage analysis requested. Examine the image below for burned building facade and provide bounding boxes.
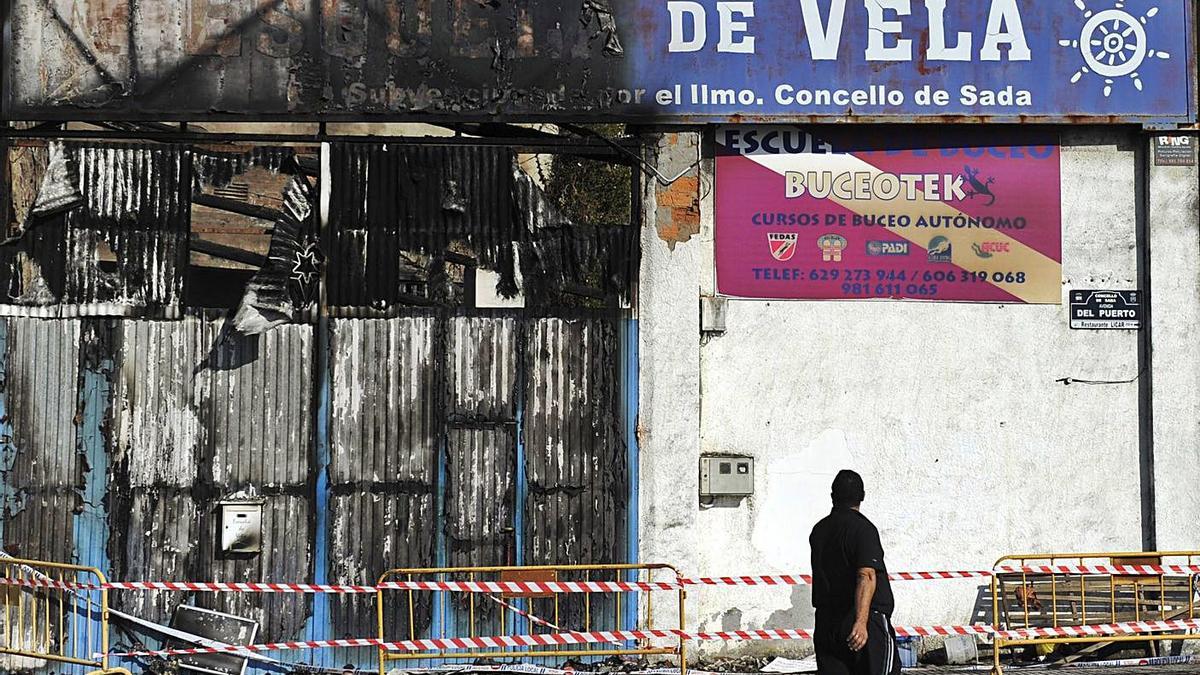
[2,0,1199,673]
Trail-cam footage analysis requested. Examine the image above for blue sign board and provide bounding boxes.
[3,0,1195,123]
[624,0,1196,123]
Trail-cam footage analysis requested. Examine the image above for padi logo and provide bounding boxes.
[817,234,847,262]
[768,233,798,261]
[866,241,910,257]
[927,236,952,263]
[972,241,1010,258]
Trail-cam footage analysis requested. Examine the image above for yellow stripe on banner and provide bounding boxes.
[742,152,1062,304]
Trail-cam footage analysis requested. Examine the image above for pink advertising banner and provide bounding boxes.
[714,127,1062,304]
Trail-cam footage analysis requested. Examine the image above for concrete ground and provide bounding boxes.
[915,668,1196,675]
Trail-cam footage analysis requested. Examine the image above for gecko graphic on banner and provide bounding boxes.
[714,126,1062,303]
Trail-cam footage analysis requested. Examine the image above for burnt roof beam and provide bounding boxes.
[189,236,268,268]
[192,193,283,223]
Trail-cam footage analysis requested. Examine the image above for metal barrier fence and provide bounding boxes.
[991,550,1200,673]
[376,564,686,675]
[0,557,112,672]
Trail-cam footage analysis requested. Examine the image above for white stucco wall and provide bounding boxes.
[637,127,1194,654]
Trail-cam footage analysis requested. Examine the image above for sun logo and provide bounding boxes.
[1059,1,1171,98]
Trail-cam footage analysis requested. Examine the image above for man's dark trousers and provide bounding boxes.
[814,608,902,675]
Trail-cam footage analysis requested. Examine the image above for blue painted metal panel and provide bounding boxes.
[621,318,639,631]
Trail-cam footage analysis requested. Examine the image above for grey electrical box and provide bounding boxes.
[700,296,728,334]
[219,500,264,554]
[699,456,754,497]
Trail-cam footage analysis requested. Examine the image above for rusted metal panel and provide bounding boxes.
[3,0,1196,123]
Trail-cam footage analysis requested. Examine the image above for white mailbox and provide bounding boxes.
[219,500,264,555]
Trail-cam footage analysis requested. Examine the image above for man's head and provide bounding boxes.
[831,469,865,508]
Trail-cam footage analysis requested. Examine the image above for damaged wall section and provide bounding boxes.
[0,133,639,669]
[108,317,315,639]
[0,143,190,316]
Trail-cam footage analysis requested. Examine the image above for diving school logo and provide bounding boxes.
[817,234,848,262]
[867,241,910,257]
[927,236,952,263]
[972,241,1010,259]
[768,233,799,261]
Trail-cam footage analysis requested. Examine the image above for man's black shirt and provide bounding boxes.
[809,507,895,616]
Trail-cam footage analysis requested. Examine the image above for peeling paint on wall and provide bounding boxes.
[653,134,701,249]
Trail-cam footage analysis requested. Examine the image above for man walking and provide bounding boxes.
[809,470,902,675]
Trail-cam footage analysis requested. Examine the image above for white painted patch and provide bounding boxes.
[751,430,853,571]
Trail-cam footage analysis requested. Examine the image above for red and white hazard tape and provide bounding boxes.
[995,564,1200,576]
[107,581,380,593]
[995,619,1200,640]
[380,580,681,593]
[104,619,1200,659]
[487,595,562,631]
[0,578,379,593]
[8,564,1198,597]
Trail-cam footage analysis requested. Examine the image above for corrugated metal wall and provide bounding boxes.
[0,318,82,564]
[0,309,629,670]
[0,144,190,318]
[0,138,636,673]
[109,318,315,637]
[326,144,518,308]
[328,317,438,639]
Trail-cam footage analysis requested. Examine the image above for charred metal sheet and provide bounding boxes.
[194,494,313,639]
[329,318,438,485]
[524,317,625,567]
[328,491,434,638]
[231,175,321,334]
[109,315,318,639]
[0,318,82,562]
[200,319,314,488]
[193,146,299,189]
[65,144,190,313]
[111,487,199,625]
[113,320,203,488]
[448,316,517,422]
[327,143,632,309]
[327,143,518,307]
[446,315,518,568]
[1,318,82,489]
[328,317,437,637]
[0,143,191,316]
[446,427,515,567]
